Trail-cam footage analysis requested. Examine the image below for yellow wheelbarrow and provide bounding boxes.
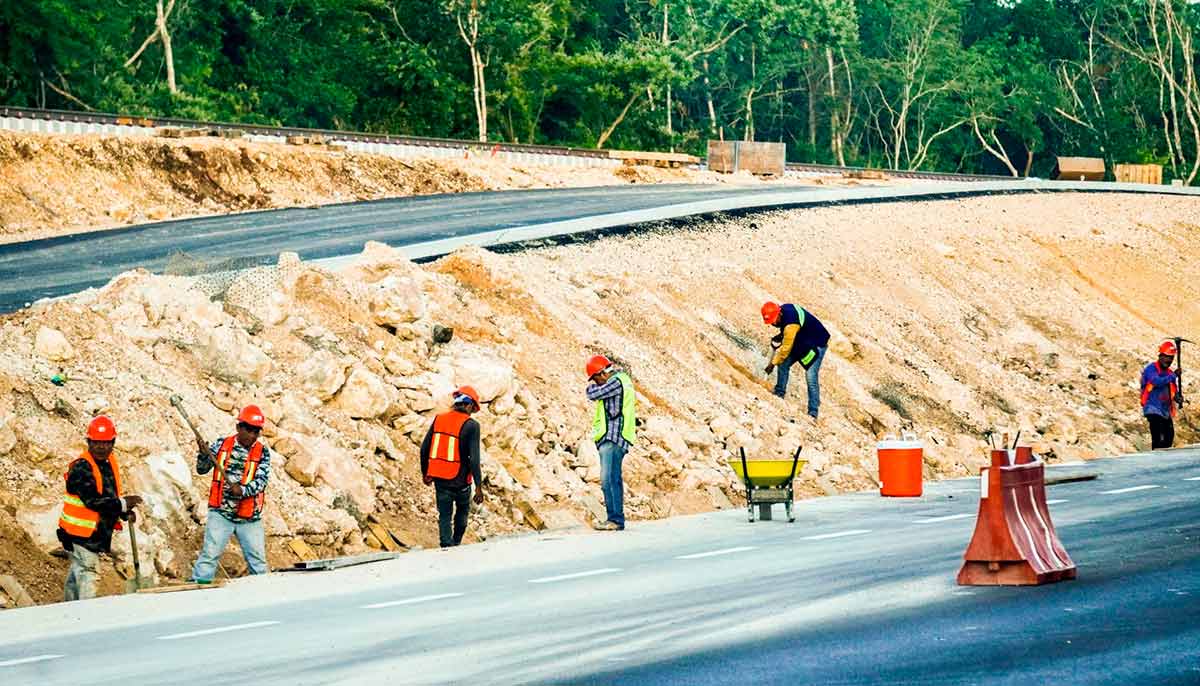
[727,446,805,523]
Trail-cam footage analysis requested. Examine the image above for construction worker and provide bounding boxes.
[1141,341,1179,449]
[761,301,830,418]
[191,405,272,582]
[57,416,143,601]
[586,355,636,531]
[421,386,485,547]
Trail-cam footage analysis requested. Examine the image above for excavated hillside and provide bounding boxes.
[0,130,859,244]
[0,192,1196,607]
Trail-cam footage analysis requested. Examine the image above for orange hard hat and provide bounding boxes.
[761,301,781,325]
[586,355,612,379]
[453,385,480,407]
[86,415,117,441]
[237,405,266,428]
[1160,341,1178,356]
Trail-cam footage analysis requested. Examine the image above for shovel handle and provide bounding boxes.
[128,521,141,580]
[170,396,206,443]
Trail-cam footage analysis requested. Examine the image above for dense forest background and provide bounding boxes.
[3,1,1200,179]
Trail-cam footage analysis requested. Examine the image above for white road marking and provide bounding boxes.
[528,568,622,584]
[914,514,974,524]
[1185,476,1200,481]
[1099,485,1161,495]
[362,593,464,609]
[802,529,871,541]
[156,620,280,641]
[676,546,757,560]
[1045,499,1069,505]
[0,654,64,668]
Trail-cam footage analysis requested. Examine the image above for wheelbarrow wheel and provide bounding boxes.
[786,501,795,523]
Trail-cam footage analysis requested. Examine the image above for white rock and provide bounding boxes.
[296,351,348,401]
[439,347,515,402]
[708,414,738,440]
[35,326,74,361]
[383,350,416,376]
[369,276,427,327]
[200,325,272,384]
[336,367,393,419]
[0,412,16,455]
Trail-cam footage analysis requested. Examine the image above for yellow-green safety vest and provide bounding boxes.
[592,372,636,445]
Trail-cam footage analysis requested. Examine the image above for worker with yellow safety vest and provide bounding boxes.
[56,416,144,601]
[191,405,272,582]
[421,386,485,548]
[585,355,636,531]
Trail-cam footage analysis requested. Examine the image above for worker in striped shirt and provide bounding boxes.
[585,355,636,531]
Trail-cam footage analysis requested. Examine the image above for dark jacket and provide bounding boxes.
[57,457,126,553]
[772,303,830,366]
[420,417,482,489]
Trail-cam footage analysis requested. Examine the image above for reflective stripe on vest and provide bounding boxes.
[208,436,266,518]
[591,372,637,445]
[427,411,470,480]
[59,451,123,538]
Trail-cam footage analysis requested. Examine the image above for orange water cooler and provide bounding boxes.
[877,434,924,497]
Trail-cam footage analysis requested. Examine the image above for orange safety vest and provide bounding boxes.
[426,410,471,481]
[208,436,266,518]
[59,452,123,538]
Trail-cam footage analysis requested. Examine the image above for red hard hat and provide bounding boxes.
[1160,341,1178,356]
[453,385,480,407]
[586,355,612,379]
[237,405,266,428]
[761,301,781,325]
[86,415,117,441]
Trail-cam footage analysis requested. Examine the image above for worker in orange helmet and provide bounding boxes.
[57,416,143,601]
[421,386,485,547]
[1141,341,1181,449]
[191,405,272,582]
[761,301,830,418]
[585,354,636,531]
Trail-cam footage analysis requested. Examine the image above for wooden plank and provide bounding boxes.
[136,582,223,594]
[368,523,401,552]
[608,149,699,164]
[288,538,318,561]
[1044,472,1099,486]
[292,551,400,571]
[733,141,786,176]
[1055,156,1105,181]
[0,575,34,608]
[707,141,736,173]
[1114,163,1162,185]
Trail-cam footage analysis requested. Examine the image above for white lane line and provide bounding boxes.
[675,546,757,560]
[1185,477,1200,481]
[1045,499,1069,505]
[914,514,974,524]
[802,529,871,541]
[0,654,64,668]
[528,568,622,584]
[156,620,280,641]
[362,593,464,609]
[1099,485,1161,495]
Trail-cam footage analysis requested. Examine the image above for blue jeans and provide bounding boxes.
[192,510,268,582]
[597,441,627,528]
[774,346,827,418]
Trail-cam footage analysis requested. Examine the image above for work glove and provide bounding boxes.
[123,495,144,511]
[764,363,775,375]
[473,488,484,505]
[126,510,137,523]
[196,437,212,456]
[423,475,434,486]
[227,483,245,498]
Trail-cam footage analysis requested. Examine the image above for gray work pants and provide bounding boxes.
[63,545,100,602]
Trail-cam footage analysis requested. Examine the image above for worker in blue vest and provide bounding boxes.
[585,355,636,531]
[1141,341,1180,449]
[761,301,830,418]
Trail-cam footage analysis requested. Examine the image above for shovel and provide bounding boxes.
[124,521,154,592]
[170,394,206,443]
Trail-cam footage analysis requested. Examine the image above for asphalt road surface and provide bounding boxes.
[0,448,1196,685]
[0,184,838,312]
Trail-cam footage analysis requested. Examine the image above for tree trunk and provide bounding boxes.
[157,0,177,94]
[703,57,717,135]
[597,90,642,149]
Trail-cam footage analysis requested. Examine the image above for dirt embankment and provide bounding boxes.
[0,130,858,244]
[0,192,1196,607]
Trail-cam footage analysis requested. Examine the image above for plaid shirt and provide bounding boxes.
[197,437,272,522]
[587,375,631,450]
